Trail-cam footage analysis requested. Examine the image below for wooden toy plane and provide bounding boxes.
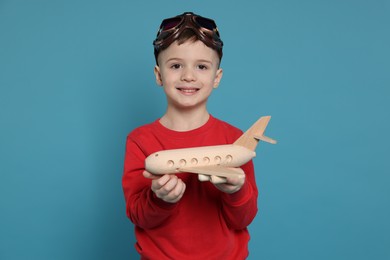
[145,116,276,183]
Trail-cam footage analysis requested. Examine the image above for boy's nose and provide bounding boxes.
[181,68,196,82]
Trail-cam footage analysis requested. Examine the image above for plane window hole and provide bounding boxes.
[191,158,198,165]
[226,155,233,163]
[214,156,221,164]
[203,157,210,164]
[179,159,187,167]
[167,160,174,167]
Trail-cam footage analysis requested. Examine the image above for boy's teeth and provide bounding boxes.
[178,88,198,93]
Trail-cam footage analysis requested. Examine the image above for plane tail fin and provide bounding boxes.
[233,116,277,151]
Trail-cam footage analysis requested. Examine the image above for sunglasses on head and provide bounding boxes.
[153,12,223,51]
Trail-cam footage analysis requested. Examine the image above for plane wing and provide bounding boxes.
[180,166,245,179]
[254,134,277,144]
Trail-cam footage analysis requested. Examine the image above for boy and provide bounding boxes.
[123,12,258,259]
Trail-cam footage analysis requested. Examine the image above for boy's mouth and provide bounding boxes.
[176,87,200,94]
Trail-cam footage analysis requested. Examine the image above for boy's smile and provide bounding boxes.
[154,40,223,110]
[175,85,200,95]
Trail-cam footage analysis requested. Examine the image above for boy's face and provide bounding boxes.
[154,40,222,111]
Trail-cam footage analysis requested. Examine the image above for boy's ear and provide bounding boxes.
[154,65,163,86]
[213,68,223,88]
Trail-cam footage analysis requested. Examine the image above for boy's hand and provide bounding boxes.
[143,171,186,203]
[213,175,245,194]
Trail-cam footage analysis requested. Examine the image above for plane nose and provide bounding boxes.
[145,153,159,174]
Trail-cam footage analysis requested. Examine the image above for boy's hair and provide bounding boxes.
[153,12,223,65]
[154,28,223,64]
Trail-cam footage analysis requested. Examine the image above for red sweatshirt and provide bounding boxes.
[122,115,258,259]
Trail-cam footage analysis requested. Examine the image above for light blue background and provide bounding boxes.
[1,0,389,259]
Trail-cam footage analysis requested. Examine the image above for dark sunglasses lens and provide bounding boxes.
[195,17,217,30]
[161,17,182,31]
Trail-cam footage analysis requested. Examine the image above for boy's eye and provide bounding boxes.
[197,64,208,70]
[170,64,181,69]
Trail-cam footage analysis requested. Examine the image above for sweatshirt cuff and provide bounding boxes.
[150,190,178,211]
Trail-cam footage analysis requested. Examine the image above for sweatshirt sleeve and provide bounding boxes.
[122,135,178,229]
[220,160,258,230]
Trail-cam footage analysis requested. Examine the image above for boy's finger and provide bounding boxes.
[210,176,227,184]
[160,175,178,192]
[143,170,161,180]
